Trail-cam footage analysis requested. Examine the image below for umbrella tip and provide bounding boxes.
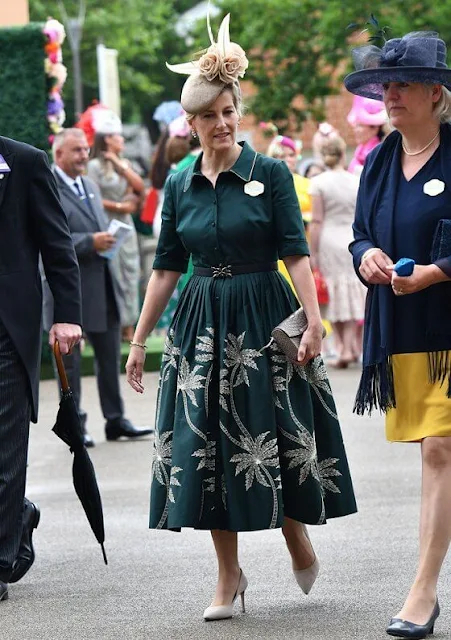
[101,543,108,565]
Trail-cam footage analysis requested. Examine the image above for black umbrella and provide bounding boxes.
[53,341,108,564]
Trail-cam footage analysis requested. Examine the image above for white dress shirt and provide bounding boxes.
[54,165,87,198]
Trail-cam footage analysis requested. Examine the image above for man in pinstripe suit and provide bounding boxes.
[0,136,82,601]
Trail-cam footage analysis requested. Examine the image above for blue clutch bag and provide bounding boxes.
[394,257,415,276]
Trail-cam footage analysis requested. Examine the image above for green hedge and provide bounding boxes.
[0,23,48,150]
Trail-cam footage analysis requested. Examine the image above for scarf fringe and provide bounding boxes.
[353,358,396,416]
[427,350,451,398]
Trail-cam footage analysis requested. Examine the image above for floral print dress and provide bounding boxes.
[150,142,357,531]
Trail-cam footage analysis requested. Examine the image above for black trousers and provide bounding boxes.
[0,319,31,583]
[54,280,124,424]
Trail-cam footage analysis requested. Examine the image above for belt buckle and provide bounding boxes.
[212,264,233,279]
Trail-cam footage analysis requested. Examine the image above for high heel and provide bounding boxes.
[293,558,320,595]
[386,600,440,638]
[292,525,320,595]
[203,569,248,622]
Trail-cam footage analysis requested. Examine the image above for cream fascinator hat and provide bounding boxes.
[166,12,249,114]
[92,108,123,136]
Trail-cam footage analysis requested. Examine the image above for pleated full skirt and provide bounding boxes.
[150,271,357,531]
[319,225,366,323]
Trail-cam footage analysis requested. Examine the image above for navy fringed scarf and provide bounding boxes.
[350,123,451,415]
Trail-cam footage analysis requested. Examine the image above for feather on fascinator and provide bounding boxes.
[166,12,249,114]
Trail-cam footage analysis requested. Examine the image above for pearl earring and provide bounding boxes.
[192,130,197,138]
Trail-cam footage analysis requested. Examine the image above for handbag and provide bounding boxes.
[312,268,329,305]
[271,308,326,363]
[140,187,159,225]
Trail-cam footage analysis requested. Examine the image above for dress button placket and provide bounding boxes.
[213,191,219,253]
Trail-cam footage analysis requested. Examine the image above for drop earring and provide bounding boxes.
[192,130,198,138]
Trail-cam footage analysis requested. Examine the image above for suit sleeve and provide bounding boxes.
[30,150,82,326]
[71,231,96,257]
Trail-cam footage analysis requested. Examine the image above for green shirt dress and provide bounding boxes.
[150,142,357,531]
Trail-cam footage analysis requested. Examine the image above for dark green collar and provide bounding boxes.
[183,141,258,192]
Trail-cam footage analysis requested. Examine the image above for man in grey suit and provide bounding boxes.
[0,135,82,602]
[43,128,152,447]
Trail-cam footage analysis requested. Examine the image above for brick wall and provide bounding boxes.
[240,82,357,154]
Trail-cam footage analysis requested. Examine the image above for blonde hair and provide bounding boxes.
[266,139,284,159]
[433,86,451,123]
[185,83,243,124]
[319,135,346,169]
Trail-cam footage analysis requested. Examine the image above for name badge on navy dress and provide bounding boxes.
[423,179,445,196]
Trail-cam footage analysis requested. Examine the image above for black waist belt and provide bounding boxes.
[193,262,277,278]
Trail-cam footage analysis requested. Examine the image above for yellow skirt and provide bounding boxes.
[386,353,451,442]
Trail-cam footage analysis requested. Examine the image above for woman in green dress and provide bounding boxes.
[126,14,356,622]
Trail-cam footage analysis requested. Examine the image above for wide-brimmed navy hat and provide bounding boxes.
[344,31,451,100]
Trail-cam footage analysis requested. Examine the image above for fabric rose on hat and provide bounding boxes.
[198,45,223,82]
[219,43,249,83]
[166,13,249,113]
[199,42,248,85]
[170,15,249,87]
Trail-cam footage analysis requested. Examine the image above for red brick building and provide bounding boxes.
[241,85,355,154]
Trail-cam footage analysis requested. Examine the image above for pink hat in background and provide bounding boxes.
[279,136,299,154]
[168,114,190,138]
[347,95,387,127]
[267,135,302,158]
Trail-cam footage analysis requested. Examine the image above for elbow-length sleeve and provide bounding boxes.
[271,160,310,258]
[153,175,189,272]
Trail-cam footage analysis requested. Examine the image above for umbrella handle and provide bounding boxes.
[53,340,70,393]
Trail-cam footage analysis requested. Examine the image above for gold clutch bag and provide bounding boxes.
[271,309,326,362]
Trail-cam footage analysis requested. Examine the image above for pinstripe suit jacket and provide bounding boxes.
[0,137,81,422]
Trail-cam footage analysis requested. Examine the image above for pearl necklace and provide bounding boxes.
[402,130,440,156]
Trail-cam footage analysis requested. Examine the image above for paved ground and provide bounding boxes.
[2,366,450,640]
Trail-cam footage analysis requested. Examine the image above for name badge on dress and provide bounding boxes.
[244,180,264,197]
[423,179,445,196]
[0,155,11,175]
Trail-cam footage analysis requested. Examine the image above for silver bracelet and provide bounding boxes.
[361,248,382,264]
[130,341,147,351]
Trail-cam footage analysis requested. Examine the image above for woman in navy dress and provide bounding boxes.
[346,31,451,638]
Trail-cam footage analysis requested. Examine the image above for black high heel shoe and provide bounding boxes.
[386,600,440,638]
